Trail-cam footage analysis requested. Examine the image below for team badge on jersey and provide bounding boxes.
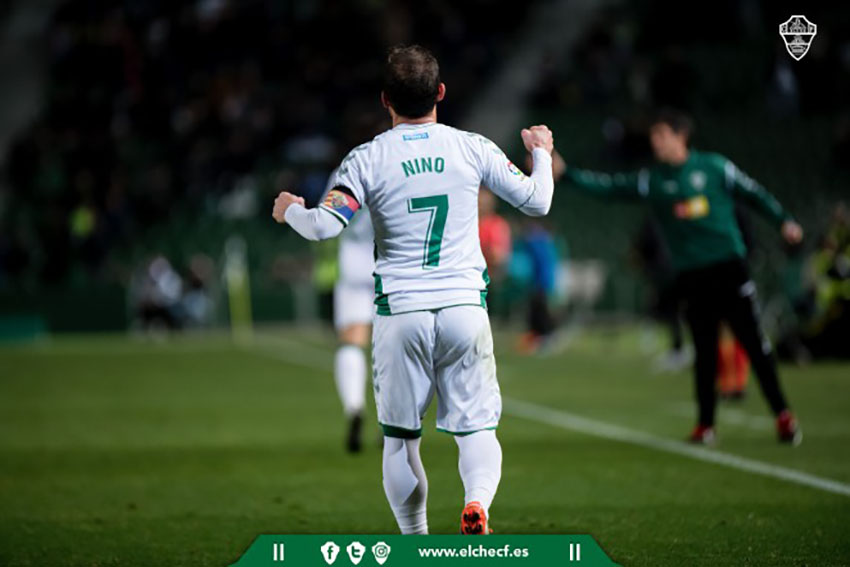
[779,16,817,61]
[690,171,707,191]
[506,160,524,177]
[320,188,361,225]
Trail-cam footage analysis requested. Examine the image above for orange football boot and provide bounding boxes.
[461,501,492,535]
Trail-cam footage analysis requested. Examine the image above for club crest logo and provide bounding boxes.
[779,15,817,61]
[689,170,706,191]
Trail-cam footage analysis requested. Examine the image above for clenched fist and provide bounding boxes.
[272,192,305,224]
[521,125,554,154]
[781,220,803,245]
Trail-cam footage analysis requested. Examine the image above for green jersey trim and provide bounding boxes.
[480,268,490,310]
[319,204,349,227]
[380,423,423,439]
[437,425,499,437]
[373,274,391,315]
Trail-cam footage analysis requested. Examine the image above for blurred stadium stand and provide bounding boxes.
[0,0,848,333]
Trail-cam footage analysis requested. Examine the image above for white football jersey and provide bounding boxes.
[326,122,540,315]
[322,169,376,286]
[338,207,375,287]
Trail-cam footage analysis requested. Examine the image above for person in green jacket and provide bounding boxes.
[564,109,803,445]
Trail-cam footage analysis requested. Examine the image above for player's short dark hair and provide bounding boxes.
[650,108,694,138]
[383,45,441,119]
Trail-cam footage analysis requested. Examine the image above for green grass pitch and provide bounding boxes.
[1,327,848,566]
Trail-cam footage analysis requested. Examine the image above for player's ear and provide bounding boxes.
[380,91,390,109]
[436,83,446,103]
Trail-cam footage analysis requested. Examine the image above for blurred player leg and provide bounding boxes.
[683,291,721,442]
[373,310,436,534]
[724,279,800,443]
[334,284,374,453]
[723,281,788,412]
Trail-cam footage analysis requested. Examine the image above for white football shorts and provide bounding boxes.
[334,282,374,330]
[371,304,500,438]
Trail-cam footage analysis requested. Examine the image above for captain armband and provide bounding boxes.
[319,187,361,226]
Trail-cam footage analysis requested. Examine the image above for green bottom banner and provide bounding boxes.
[231,535,620,566]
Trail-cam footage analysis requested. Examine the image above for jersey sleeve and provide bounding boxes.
[319,145,370,226]
[475,135,554,216]
[719,156,791,227]
[284,204,345,241]
[565,167,649,199]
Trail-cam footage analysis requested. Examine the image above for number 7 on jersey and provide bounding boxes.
[407,195,448,269]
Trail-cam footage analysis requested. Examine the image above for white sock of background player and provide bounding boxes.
[382,437,428,534]
[334,344,366,416]
[455,430,502,516]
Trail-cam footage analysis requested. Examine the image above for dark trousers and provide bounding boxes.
[677,260,790,426]
[528,290,556,337]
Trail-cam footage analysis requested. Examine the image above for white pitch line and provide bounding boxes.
[246,334,333,372]
[665,401,775,432]
[503,397,850,498]
[244,335,850,498]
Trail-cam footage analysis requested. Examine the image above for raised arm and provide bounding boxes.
[273,148,369,241]
[722,158,803,244]
[273,192,346,241]
[480,125,555,217]
[565,167,649,200]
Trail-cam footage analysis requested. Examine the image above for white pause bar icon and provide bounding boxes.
[273,543,285,562]
[569,543,581,562]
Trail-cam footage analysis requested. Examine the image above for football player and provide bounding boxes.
[563,109,802,445]
[273,45,556,534]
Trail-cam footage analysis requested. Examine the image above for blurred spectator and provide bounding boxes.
[181,254,215,327]
[479,188,512,318]
[132,255,183,331]
[1,0,532,289]
[779,202,850,359]
[716,323,750,399]
[518,221,559,354]
[478,189,511,278]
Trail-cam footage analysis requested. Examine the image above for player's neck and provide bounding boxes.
[392,109,438,128]
[665,147,689,166]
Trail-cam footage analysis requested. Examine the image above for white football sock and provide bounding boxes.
[382,437,428,534]
[455,430,502,514]
[334,345,366,417]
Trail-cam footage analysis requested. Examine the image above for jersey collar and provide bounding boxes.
[393,122,437,130]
